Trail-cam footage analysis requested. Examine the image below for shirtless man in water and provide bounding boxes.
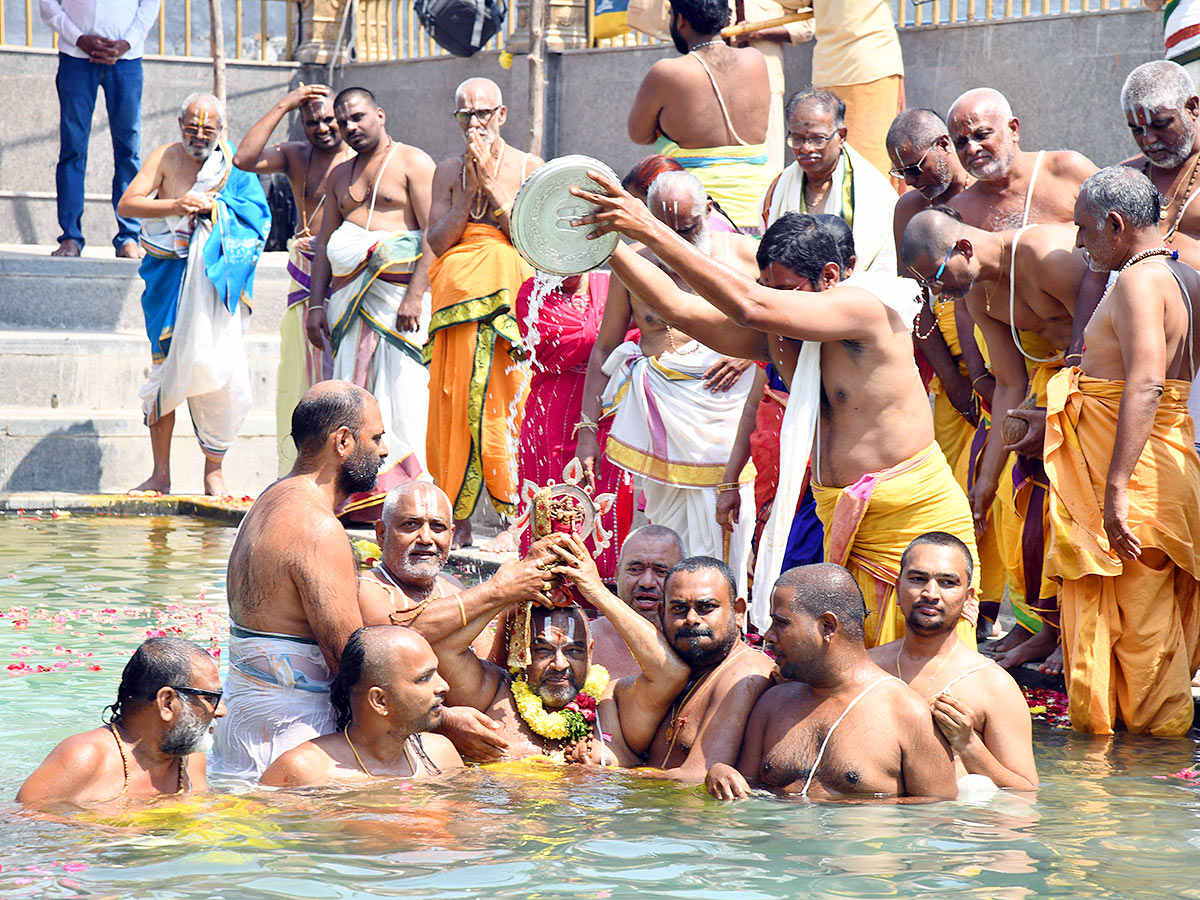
[706,564,957,801]
[870,533,1038,791]
[211,381,382,778]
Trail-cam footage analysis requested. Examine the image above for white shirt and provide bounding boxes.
[40,0,162,60]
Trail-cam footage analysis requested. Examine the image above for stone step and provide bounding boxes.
[0,407,279,495]
[0,330,281,414]
[0,247,291,335]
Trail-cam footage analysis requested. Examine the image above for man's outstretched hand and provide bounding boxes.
[570,170,661,245]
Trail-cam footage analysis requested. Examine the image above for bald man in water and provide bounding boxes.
[211,381,384,778]
[706,564,957,801]
[261,626,463,785]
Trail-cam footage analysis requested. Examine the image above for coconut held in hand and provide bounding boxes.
[1001,394,1038,446]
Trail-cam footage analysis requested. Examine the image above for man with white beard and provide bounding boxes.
[17,638,225,805]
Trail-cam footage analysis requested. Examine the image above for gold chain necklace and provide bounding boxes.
[896,645,953,692]
[466,140,507,220]
[344,726,419,779]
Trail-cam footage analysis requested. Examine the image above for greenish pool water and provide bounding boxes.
[3,514,1200,899]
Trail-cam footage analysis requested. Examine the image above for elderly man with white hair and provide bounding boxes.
[117,92,271,496]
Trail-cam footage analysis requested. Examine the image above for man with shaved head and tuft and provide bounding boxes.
[118,92,271,498]
[426,77,545,549]
[261,625,463,785]
[212,381,386,779]
[705,563,956,801]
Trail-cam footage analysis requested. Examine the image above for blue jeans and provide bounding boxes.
[54,53,143,250]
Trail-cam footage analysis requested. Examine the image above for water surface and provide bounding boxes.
[3,514,1200,899]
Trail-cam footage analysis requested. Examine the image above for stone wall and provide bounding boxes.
[0,8,1163,245]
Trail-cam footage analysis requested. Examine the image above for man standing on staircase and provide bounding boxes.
[118,92,271,496]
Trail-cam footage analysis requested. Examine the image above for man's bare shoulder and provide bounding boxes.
[727,233,762,273]
[894,190,930,225]
[1119,153,1146,169]
[753,679,811,715]
[718,647,777,688]
[419,731,465,769]
[41,727,112,770]
[398,142,436,170]
[1045,149,1097,182]
[17,728,115,803]
[260,736,340,786]
[867,638,902,667]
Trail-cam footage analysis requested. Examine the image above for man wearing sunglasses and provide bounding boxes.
[900,207,1088,678]
[762,88,897,276]
[573,179,980,650]
[426,77,544,550]
[18,637,225,806]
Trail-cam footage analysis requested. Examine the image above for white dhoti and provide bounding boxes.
[209,622,335,780]
[327,223,432,512]
[601,339,755,594]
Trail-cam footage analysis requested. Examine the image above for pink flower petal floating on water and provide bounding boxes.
[62,863,87,873]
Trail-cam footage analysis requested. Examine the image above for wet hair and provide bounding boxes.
[104,637,212,725]
[756,212,841,284]
[290,383,365,456]
[334,86,378,110]
[1121,59,1195,115]
[180,92,224,125]
[647,170,707,216]
[619,523,685,563]
[775,563,866,640]
[813,214,855,272]
[886,108,948,153]
[668,0,730,35]
[330,627,372,730]
[899,531,975,584]
[1079,166,1162,229]
[622,155,686,196]
[785,87,845,130]
[663,556,737,602]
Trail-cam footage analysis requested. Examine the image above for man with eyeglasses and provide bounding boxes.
[117,92,271,498]
[304,86,437,521]
[425,77,544,550]
[762,88,898,276]
[573,179,980,650]
[17,637,226,806]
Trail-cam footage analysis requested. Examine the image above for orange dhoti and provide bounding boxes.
[1045,368,1200,735]
[426,223,531,520]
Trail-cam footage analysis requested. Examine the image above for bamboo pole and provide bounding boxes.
[528,0,546,156]
[209,0,226,107]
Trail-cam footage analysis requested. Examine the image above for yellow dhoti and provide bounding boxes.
[813,442,979,649]
[1045,368,1200,735]
[276,240,332,476]
[426,223,531,520]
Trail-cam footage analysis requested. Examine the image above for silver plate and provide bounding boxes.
[510,155,620,276]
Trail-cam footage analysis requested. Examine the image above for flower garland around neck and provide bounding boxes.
[511,665,609,742]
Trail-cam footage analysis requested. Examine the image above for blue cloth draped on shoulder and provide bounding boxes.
[138,148,270,361]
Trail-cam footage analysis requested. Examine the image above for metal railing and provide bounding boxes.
[0,0,1142,60]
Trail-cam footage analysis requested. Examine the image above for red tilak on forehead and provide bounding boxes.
[1135,107,1151,127]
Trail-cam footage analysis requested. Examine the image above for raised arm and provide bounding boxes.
[234,84,329,174]
[575,278,636,492]
[287,521,364,674]
[612,243,770,360]
[549,534,690,755]
[426,157,472,257]
[577,175,883,342]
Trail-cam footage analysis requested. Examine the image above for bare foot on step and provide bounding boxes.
[994,626,1057,670]
[129,474,170,495]
[1038,644,1064,677]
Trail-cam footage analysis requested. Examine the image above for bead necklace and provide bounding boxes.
[689,38,724,52]
[1158,154,1200,239]
[912,292,941,341]
[664,323,699,355]
[465,139,508,220]
[1085,247,1179,331]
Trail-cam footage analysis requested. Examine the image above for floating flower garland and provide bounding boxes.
[511,665,609,742]
[1022,686,1071,728]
